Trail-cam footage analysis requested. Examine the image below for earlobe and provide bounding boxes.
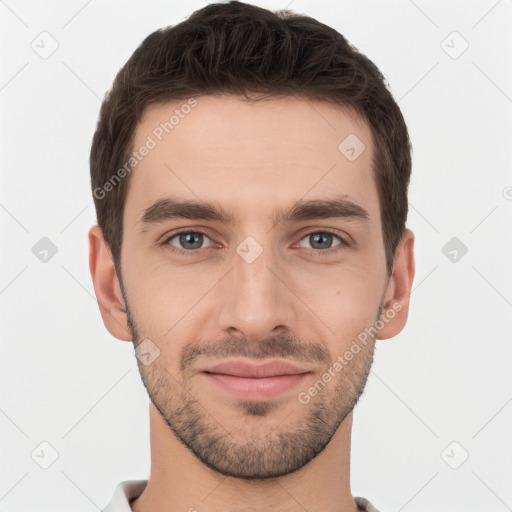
[88,225,132,342]
[377,228,416,340]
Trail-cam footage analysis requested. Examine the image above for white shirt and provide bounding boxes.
[102,480,381,511]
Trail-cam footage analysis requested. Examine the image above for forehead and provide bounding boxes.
[125,95,378,228]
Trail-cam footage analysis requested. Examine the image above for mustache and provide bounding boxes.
[179,334,331,372]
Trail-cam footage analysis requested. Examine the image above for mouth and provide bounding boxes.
[197,359,313,401]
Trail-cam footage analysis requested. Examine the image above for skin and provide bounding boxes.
[89,95,415,512]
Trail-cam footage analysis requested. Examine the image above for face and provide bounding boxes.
[118,95,392,479]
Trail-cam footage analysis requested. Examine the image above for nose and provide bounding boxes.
[216,240,297,342]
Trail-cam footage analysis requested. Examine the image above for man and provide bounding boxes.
[89,2,415,511]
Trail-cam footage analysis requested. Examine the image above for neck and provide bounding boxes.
[130,403,360,512]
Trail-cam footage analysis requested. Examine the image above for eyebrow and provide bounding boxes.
[137,195,371,231]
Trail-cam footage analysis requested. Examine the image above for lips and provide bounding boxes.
[198,359,313,378]
[197,359,313,400]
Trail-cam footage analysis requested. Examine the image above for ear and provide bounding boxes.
[88,224,132,341]
[377,228,415,340]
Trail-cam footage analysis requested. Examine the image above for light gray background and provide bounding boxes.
[1,0,511,511]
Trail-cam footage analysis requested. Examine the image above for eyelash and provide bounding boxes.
[161,229,349,257]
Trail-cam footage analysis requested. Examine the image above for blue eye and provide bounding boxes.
[166,231,214,251]
[298,231,345,250]
[161,229,348,257]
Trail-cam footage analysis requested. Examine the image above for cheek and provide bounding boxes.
[295,270,381,342]
[125,236,385,344]
[126,260,219,338]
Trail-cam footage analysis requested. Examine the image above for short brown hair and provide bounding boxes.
[90,0,412,278]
